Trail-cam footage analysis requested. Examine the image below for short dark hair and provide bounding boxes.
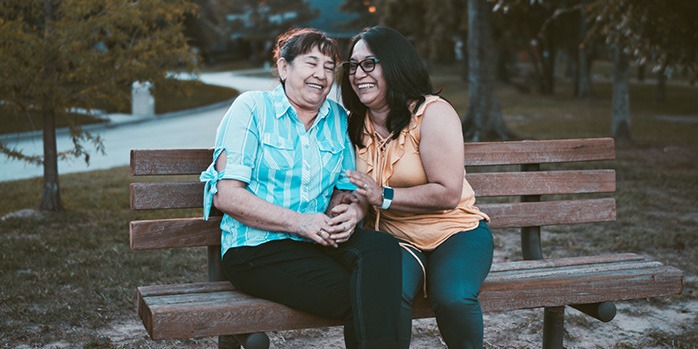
[273,27,340,67]
[341,26,436,148]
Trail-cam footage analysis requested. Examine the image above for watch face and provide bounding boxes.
[383,186,394,200]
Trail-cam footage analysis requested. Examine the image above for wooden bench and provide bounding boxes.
[129,137,684,349]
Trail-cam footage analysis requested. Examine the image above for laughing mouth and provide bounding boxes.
[357,83,376,90]
[307,83,324,90]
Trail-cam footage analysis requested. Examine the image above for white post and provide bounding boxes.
[131,81,154,116]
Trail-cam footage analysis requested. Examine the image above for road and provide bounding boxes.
[0,70,280,182]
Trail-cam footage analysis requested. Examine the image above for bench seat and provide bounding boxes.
[137,253,682,340]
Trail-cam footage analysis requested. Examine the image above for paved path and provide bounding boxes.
[0,70,279,182]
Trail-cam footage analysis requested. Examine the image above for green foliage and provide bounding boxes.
[1,0,200,210]
[586,0,698,81]
[0,0,198,163]
[490,0,698,82]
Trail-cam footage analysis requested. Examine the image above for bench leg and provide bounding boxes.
[234,333,270,349]
[218,333,270,349]
[542,306,564,349]
[218,335,240,349]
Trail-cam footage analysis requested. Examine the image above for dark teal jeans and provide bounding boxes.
[222,228,402,349]
[400,221,494,349]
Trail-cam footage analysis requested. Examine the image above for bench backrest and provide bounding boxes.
[129,138,615,262]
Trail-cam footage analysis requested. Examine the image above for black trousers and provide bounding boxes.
[222,228,402,349]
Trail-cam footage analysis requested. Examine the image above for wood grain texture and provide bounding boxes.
[462,138,615,166]
[129,199,615,250]
[129,170,616,210]
[136,254,683,340]
[131,148,213,176]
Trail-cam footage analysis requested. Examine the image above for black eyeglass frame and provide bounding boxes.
[342,58,381,75]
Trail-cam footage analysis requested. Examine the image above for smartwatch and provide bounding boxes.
[380,186,394,210]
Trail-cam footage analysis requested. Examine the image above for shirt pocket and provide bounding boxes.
[261,133,295,170]
[318,140,344,176]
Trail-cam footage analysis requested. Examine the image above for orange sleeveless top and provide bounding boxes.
[355,96,489,251]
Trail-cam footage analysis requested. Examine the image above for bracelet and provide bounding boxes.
[380,186,394,210]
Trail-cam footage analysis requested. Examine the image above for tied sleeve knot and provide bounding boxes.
[200,162,223,220]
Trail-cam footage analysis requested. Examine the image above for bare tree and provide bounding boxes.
[462,0,516,141]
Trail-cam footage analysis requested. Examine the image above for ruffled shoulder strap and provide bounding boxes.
[408,95,443,143]
[412,95,444,118]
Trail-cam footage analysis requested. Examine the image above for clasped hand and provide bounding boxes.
[297,203,361,248]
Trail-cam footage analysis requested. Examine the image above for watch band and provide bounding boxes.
[380,186,394,210]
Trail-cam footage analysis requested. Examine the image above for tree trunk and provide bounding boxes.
[611,45,632,145]
[462,0,515,141]
[575,13,592,98]
[575,45,592,97]
[460,35,469,81]
[40,106,63,211]
[656,64,667,103]
[40,0,63,211]
[637,63,645,82]
[540,41,556,95]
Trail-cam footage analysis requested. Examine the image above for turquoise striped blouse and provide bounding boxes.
[200,85,356,256]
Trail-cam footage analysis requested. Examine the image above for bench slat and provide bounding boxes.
[463,138,615,166]
[469,170,615,197]
[130,217,221,250]
[129,138,615,176]
[131,149,213,176]
[481,198,615,228]
[129,198,615,250]
[136,254,682,340]
[129,170,616,210]
[130,182,205,210]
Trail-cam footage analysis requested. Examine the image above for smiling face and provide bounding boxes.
[278,45,336,114]
[349,39,389,114]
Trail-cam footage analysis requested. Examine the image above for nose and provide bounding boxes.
[353,65,368,78]
[313,65,327,80]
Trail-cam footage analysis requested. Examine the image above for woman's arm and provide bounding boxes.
[213,152,338,247]
[349,100,464,213]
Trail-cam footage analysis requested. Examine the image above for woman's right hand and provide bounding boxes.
[296,213,338,247]
[346,170,383,206]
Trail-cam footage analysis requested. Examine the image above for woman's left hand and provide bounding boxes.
[347,170,383,207]
[326,203,361,244]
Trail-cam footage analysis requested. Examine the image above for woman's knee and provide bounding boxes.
[430,290,481,314]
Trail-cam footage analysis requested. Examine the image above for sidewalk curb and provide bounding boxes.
[0,97,236,144]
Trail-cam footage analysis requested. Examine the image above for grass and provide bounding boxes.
[1,62,697,348]
[0,80,237,135]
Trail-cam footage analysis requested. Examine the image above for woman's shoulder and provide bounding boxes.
[414,95,450,116]
[411,96,459,136]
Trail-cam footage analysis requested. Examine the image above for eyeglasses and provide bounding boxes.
[343,58,381,75]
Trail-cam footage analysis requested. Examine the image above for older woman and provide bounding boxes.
[341,26,494,349]
[200,28,401,349]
